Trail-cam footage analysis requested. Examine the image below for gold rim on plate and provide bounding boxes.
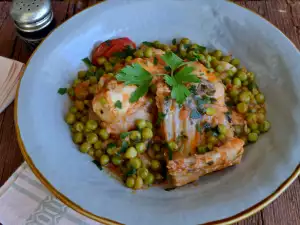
[14,1,300,225]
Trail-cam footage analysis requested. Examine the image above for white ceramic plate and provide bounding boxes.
[16,0,300,224]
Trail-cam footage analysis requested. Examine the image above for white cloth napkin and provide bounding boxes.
[0,163,104,225]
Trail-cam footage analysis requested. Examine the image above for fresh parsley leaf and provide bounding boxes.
[114,100,122,109]
[57,88,67,95]
[92,160,103,170]
[172,38,177,45]
[119,141,128,153]
[120,132,130,139]
[174,66,200,83]
[116,63,153,103]
[82,57,92,68]
[170,83,191,105]
[126,168,137,176]
[156,112,166,125]
[161,51,184,71]
[153,57,158,65]
[190,109,202,119]
[142,41,154,47]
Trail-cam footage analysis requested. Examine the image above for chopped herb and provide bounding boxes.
[82,57,92,68]
[203,122,211,130]
[172,38,177,45]
[85,71,94,78]
[198,45,206,53]
[153,56,158,65]
[95,68,105,79]
[142,41,154,47]
[107,143,117,149]
[225,111,232,123]
[92,160,103,170]
[126,168,137,176]
[196,123,202,133]
[120,132,130,139]
[57,88,67,95]
[119,141,129,153]
[189,85,197,95]
[161,51,184,71]
[199,72,205,76]
[156,112,166,125]
[190,109,202,119]
[104,40,111,46]
[114,100,122,109]
[116,63,153,103]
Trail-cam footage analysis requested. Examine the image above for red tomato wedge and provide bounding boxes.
[92,37,136,65]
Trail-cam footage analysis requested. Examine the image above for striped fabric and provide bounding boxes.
[0,163,103,225]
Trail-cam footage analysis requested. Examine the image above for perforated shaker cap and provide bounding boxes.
[10,0,53,32]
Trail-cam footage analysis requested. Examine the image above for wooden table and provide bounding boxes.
[0,1,299,224]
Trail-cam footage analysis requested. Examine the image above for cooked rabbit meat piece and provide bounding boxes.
[167,138,244,186]
[92,77,153,134]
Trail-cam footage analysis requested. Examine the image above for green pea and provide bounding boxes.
[77,70,86,79]
[206,107,216,116]
[216,65,225,73]
[70,126,76,133]
[65,113,76,125]
[231,58,240,66]
[210,59,219,68]
[246,113,257,125]
[136,119,147,129]
[104,62,113,72]
[247,72,255,81]
[134,176,144,189]
[180,38,190,45]
[242,80,249,86]
[137,168,149,179]
[141,128,153,140]
[69,106,77,114]
[153,40,160,47]
[94,141,102,150]
[207,136,218,144]
[112,156,122,166]
[74,100,84,111]
[73,121,84,132]
[155,173,164,181]
[197,146,207,154]
[73,79,82,87]
[256,113,265,124]
[218,134,226,141]
[153,144,161,152]
[96,56,106,65]
[81,116,88,123]
[212,50,223,59]
[134,49,144,58]
[130,157,142,169]
[230,89,240,98]
[207,143,214,150]
[218,124,227,134]
[89,65,97,73]
[248,133,258,142]
[130,131,141,142]
[206,55,212,62]
[237,71,247,81]
[144,173,154,185]
[86,120,98,130]
[146,121,153,129]
[180,50,187,58]
[259,120,271,132]
[80,142,91,153]
[253,130,261,135]
[73,132,84,144]
[100,154,110,165]
[198,54,206,63]
[227,70,235,77]
[239,91,251,103]
[125,147,138,159]
[86,133,98,144]
[144,47,153,58]
[249,123,259,131]
[126,176,135,188]
[95,149,103,158]
[224,78,232,85]
[233,77,242,87]
[221,55,232,62]
[234,125,243,135]
[151,160,161,171]
[168,141,178,151]
[88,149,95,157]
[155,153,164,160]
[125,56,132,63]
[255,93,265,104]
[99,129,109,140]
[135,142,146,153]
[237,102,248,113]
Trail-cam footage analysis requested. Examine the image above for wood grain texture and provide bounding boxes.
[0,1,298,225]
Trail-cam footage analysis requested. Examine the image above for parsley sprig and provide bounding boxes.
[116,63,152,103]
[161,52,200,104]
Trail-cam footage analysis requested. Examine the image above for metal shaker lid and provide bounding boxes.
[10,0,53,32]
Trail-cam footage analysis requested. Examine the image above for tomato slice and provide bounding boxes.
[92,37,136,65]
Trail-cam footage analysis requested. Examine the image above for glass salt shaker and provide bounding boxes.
[10,0,56,51]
